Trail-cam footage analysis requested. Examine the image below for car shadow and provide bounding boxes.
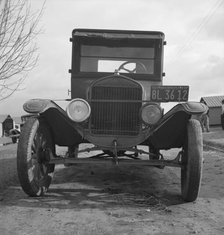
[1,162,184,210]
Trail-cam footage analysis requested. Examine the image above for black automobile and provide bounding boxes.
[17,29,207,201]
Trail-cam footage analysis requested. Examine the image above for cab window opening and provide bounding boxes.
[79,44,156,74]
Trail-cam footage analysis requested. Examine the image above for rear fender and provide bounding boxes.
[23,99,83,146]
[146,102,207,149]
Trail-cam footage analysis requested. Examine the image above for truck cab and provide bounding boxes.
[18,28,207,202]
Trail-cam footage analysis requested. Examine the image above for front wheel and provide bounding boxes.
[181,119,203,202]
[17,117,55,197]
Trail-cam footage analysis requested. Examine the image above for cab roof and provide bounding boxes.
[72,28,165,40]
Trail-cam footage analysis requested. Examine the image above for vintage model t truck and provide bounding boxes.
[17,29,207,201]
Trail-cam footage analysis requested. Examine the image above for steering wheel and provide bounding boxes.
[117,61,147,73]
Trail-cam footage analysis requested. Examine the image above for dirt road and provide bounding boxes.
[0,145,224,235]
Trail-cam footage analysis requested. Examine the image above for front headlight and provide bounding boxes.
[141,104,162,125]
[66,98,91,122]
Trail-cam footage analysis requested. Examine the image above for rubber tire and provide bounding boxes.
[181,119,203,202]
[17,117,55,197]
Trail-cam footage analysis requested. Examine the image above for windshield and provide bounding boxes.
[80,44,155,74]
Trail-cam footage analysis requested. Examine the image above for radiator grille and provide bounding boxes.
[90,85,142,136]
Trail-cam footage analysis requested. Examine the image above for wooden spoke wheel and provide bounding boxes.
[181,119,203,202]
[17,117,55,197]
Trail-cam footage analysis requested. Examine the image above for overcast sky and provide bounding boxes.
[1,0,224,116]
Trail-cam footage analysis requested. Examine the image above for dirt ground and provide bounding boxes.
[0,136,224,235]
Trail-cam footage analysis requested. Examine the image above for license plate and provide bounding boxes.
[150,86,189,102]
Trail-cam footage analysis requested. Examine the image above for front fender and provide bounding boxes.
[164,101,207,116]
[23,99,83,146]
[145,102,207,149]
[23,99,63,114]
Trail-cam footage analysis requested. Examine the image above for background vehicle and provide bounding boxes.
[8,114,35,143]
[9,127,20,144]
[17,29,207,202]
